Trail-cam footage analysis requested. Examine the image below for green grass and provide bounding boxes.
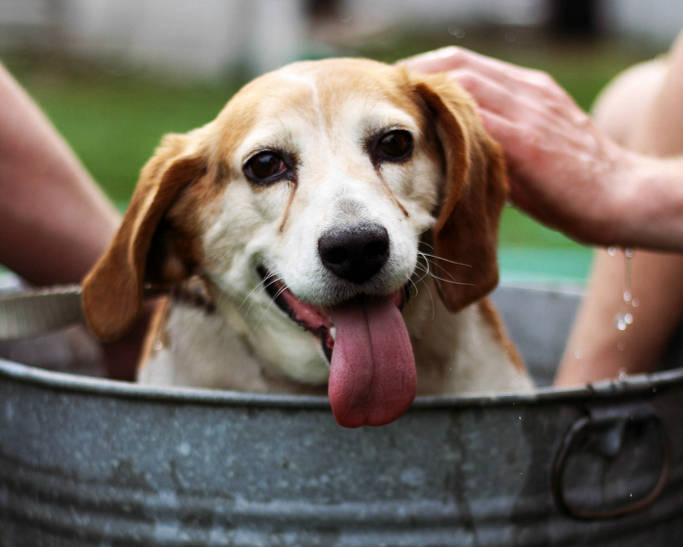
[38,82,235,203]
[498,207,593,283]
[5,57,240,203]
[2,34,659,282]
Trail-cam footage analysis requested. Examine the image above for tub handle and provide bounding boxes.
[551,404,671,520]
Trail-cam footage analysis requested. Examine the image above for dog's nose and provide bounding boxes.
[318,223,390,284]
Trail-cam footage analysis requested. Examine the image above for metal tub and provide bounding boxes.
[1,284,682,546]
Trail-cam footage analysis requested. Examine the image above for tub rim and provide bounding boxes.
[1,357,681,411]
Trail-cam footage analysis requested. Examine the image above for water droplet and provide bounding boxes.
[615,314,628,331]
[624,248,634,259]
[573,348,583,360]
[623,312,633,325]
[631,298,639,308]
[607,246,617,256]
[623,290,632,303]
[447,25,466,39]
[618,369,628,380]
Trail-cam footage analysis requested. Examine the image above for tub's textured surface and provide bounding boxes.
[0,285,682,546]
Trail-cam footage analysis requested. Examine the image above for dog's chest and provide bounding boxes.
[138,303,327,394]
[138,293,532,395]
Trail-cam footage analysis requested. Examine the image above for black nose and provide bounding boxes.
[318,223,390,284]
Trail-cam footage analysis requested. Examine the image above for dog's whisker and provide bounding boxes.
[407,277,420,299]
[248,284,285,328]
[428,272,476,287]
[272,285,289,302]
[410,258,437,320]
[413,255,428,275]
[262,276,283,293]
[423,280,436,321]
[237,283,266,313]
[253,281,289,318]
[426,258,454,280]
[428,259,474,285]
[237,273,283,313]
[412,252,432,286]
[412,268,431,286]
[421,252,472,268]
[419,257,475,287]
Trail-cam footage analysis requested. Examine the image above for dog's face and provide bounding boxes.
[83,59,507,427]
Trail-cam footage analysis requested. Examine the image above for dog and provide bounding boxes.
[82,58,532,428]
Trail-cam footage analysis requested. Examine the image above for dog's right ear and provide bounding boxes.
[410,72,508,313]
[82,134,206,341]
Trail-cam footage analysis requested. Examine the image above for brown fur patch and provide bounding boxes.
[411,73,507,313]
[278,184,298,233]
[138,297,171,369]
[82,139,206,340]
[478,299,525,371]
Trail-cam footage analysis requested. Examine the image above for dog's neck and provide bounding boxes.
[139,275,529,395]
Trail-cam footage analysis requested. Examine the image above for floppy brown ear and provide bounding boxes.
[413,74,508,312]
[82,134,205,341]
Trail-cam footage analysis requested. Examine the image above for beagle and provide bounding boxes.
[82,58,532,428]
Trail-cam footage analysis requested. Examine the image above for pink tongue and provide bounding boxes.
[328,295,416,428]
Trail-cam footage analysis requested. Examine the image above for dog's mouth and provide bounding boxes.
[257,266,416,428]
[257,266,336,362]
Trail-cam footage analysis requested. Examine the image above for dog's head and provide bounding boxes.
[83,58,507,427]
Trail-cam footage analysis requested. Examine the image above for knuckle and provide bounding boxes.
[435,46,465,70]
[442,45,463,60]
[535,70,556,88]
[453,70,477,88]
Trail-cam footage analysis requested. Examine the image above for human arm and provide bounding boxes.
[0,63,120,285]
[554,33,683,386]
[402,46,683,252]
[0,64,147,380]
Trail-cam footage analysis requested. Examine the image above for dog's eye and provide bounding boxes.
[372,130,413,163]
[243,151,289,184]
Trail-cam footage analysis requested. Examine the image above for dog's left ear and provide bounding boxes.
[412,73,508,312]
[82,134,206,341]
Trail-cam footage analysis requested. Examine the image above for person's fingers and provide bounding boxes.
[475,109,563,221]
[450,66,580,130]
[403,46,556,96]
[400,46,469,72]
[447,69,519,119]
[476,107,552,172]
[402,46,513,77]
[476,108,519,149]
[404,48,589,145]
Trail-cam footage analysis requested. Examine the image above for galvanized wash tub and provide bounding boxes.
[0,284,682,546]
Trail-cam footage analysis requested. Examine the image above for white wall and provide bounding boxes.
[342,0,549,27]
[1,0,681,77]
[600,0,683,45]
[60,0,306,77]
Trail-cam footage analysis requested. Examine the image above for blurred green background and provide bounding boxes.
[2,2,673,283]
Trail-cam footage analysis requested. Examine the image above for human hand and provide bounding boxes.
[402,47,633,247]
